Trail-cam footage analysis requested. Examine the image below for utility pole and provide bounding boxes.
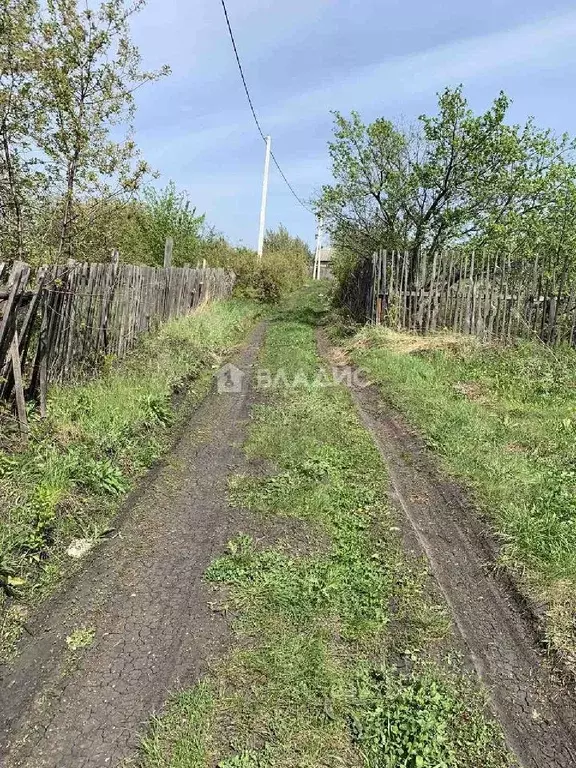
[313,218,323,279]
[257,135,271,259]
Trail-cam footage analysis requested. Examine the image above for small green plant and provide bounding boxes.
[0,553,20,596]
[66,626,95,651]
[19,484,62,559]
[0,453,18,479]
[80,458,129,496]
[252,265,282,303]
[219,750,266,768]
[351,666,503,767]
[142,394,173,427]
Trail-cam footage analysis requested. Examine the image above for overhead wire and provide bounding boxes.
[218,0,313,214]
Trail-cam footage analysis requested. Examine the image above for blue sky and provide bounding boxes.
[130,0,576,250]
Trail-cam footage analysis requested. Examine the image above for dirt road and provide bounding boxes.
[2,314,576,768]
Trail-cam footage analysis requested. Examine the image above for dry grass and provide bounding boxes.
[542,580,576,670]
[452,381,488,402]
[349,326,479,356]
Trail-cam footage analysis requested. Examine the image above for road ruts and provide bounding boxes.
[0,324,266,768]
[342,363,576,768]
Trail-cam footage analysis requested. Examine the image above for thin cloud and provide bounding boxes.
[262,10,576,128]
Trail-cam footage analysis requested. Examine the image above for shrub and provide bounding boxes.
[206,226,311,303]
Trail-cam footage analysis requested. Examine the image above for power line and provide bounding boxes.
[270,149,311,213]
[218,0,313,214]
[218,0,265,141]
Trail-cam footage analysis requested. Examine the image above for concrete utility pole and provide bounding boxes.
[257,135,272,259]
[313,218,323,279]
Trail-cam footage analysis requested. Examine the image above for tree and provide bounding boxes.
[123,182,206,266]
[0,0,43,259]
[317,87,576,285]
[264,224,312,261]
[262,224,311,292]
[37,0,169,259]
[0,0,169,263]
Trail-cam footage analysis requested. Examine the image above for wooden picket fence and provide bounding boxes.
[341,249,576,345]
[0,257,235,430]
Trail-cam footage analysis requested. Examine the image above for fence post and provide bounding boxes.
[164,237,173,268]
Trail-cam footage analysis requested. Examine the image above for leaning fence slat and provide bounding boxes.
[486,255,498,339]
[399,250,405,329]
[10,332,28,436]
[482,255,490,338]
[1,266,46,401]
[444,252,454,330]
[0,262,29,363]
[425,252,438,332]
[431,251,446,332]
[388,250,395,324]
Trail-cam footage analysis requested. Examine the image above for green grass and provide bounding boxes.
[141,286,513,768]
[344,325,576,667]
[141,684,214,768]
[0,298,262,659]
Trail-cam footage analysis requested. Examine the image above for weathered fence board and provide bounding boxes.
[0,258,235,417]
[341,249,576,347]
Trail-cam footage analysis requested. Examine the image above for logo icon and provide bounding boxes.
[216,363,245,394]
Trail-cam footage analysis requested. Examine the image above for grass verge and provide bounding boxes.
[140,286,513,768]
[0,298,262,659]
[343,324,576,669]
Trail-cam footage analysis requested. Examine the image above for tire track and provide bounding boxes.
[0,324,266,768]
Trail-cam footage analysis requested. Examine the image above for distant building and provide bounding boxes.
[315,245,334,279]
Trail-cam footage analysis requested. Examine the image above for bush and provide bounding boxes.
[206,226,311,303]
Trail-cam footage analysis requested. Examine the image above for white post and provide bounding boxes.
[257,136,271,259]
[313,218,323,279]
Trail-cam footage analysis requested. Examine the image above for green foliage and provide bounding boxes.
[204,225,311,303]
[263,224,312,262]
[80,458,129,496]
[19,482,62,559]
[66,625,95,651]
[330,246,359,286]
[352,666,503,768]
[219,751,267,768]
[261,225,311,296]
[249,263,282,303]
[0,0,43,259]
[140,685,214,768]
[0,298,261,658]
[115,182,207,266]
